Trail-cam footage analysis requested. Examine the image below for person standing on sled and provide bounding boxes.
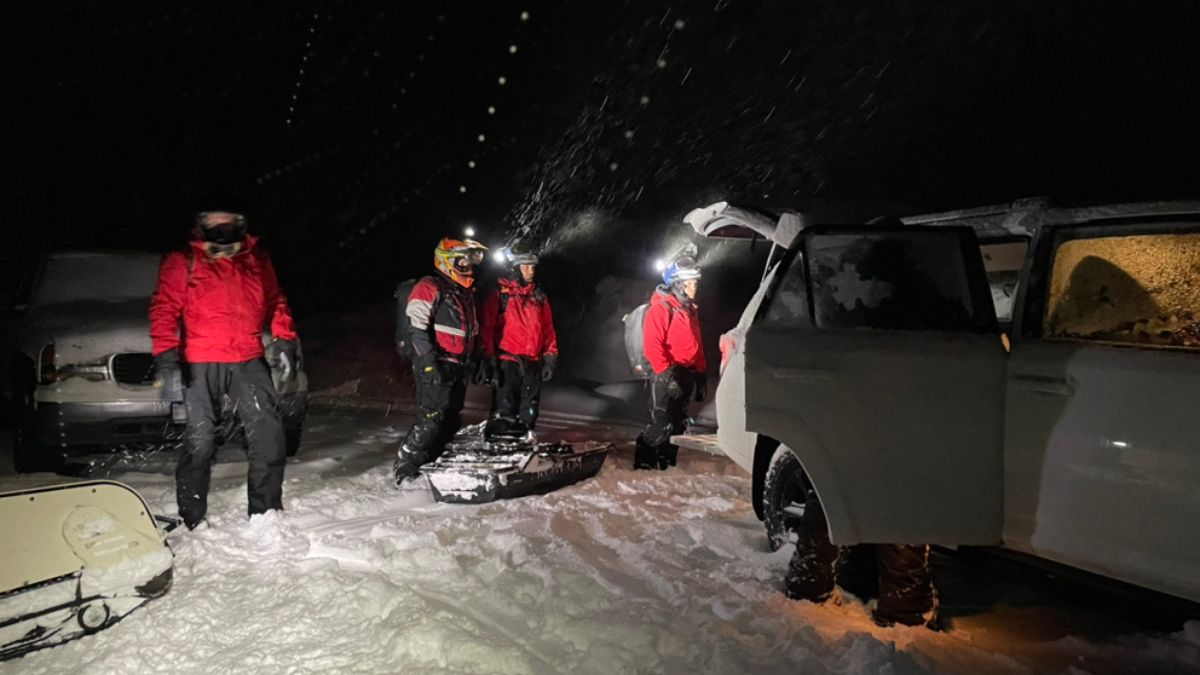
[634,257,707,470]
[394,237,488,483]
[150,210,299,530]
[479,247,559,431]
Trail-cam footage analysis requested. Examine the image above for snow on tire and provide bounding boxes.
[762,445,810,552]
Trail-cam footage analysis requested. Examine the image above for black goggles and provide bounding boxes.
[198,214,247,245]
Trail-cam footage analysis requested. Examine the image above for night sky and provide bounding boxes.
[11,1,1200,310]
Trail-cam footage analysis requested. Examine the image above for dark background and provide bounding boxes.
[8,0,1200,312]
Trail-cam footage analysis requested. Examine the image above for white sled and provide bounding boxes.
[423,422,611,504]
[0,481,174,661]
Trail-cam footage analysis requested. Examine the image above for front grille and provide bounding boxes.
[112,352,155,385]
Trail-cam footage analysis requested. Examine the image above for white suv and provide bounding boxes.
[685,199,1200,604]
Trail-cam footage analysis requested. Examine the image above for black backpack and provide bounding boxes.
[393,278,419,359]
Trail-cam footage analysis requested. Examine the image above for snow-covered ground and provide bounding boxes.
[2,403,1198,674]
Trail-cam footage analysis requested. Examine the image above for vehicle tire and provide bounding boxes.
[12,379,60,474]
[762,445,810,552]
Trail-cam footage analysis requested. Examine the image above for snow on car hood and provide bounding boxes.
[20,299,153,364]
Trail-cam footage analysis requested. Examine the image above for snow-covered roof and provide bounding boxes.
[901,198,1200,239]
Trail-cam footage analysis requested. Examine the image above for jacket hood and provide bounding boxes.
[498,276,536,295]
[653,284,695,310]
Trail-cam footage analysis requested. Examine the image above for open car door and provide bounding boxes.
[744,224,1007,545]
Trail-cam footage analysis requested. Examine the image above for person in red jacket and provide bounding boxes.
[635,256,707,470]
[479,247,559,430]
[149,210,298,529]
[394,237,488,484]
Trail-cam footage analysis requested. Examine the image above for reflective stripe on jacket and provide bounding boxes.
[406,274,478,359]
[149,235,297,362]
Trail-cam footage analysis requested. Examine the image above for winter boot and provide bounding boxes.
[393,445,424,485]
[657,443,679,470]
[633,438,658,470]
[872,544,940,629]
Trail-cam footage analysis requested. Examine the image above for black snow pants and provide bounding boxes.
[177,359,286,528]
[635,367,696,470]
[492,357,544,429]
[784,484,939,627]
[396,361,467,479]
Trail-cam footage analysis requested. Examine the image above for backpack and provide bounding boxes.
[393,278,420,359]
[622,302,652,378]
[624,292,686,379]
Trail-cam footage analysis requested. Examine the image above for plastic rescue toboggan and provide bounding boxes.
[423,421,611,504]
[0,481,174,660]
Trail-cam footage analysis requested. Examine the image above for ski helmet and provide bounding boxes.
[507,248,539,268]
[434,237,488,288]
[662,256,701,286]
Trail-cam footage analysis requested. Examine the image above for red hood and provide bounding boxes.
[498,276,536,296]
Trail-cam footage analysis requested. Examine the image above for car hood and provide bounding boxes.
[19,299,153,364]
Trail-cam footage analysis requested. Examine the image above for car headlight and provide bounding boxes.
[47,347,111,383]
[58,363,111,382]
[38,343,57,384]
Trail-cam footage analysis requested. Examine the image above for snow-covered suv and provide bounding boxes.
[11,250,308,473]
[684,199,1200,604]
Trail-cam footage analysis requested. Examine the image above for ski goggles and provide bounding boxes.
[451,248,486,265]
[196,212,248,245]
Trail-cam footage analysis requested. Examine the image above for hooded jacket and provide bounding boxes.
[643,285,706,375]
[150,235,297,363]
[480,276,558,361]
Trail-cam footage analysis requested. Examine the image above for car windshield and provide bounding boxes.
[32,252,160,306]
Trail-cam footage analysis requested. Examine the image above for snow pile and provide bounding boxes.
[3,408,1198,674]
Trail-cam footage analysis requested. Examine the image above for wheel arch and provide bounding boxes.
[750,416,859,544]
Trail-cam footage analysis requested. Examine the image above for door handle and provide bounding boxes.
[767,367,834,383]
[1012,374,1074,397]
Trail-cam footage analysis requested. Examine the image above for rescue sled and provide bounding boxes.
[423,421,611,504]
[0,481,174,661]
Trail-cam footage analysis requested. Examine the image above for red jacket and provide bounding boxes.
[149,236,297,362]
[405,274,478,360]
[643,286,706,375]
[480,277,558,361]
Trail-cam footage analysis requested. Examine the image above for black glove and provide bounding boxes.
[693,372,708,402]
[274,339,299,384]
[153,348,183,394]
[541,353,558,382]
[472,358,495,386]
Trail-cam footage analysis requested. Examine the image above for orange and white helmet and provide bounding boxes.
[433,237,488,287]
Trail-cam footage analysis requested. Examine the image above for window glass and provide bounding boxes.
[32,253,160,306]
[980,240,1028,323]
[1044,232,1200,349]
[761,256,808,325]
[807,231,983,332]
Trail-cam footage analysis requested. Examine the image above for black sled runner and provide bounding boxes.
[423,421,611,504]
